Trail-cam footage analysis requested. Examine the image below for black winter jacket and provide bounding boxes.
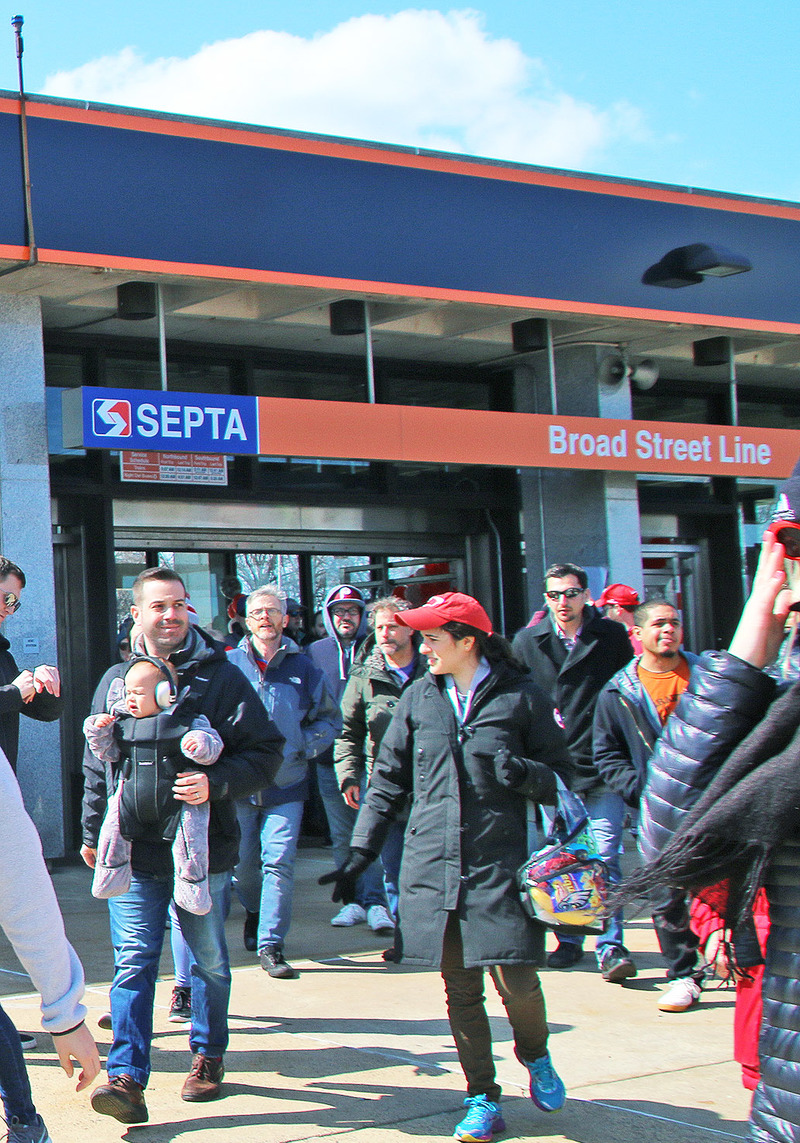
[593,653,699,808]
[82,627,285,875]
[637,650,798,1143]
[351,660,572,969]
[0,634,62,771]
[512,608,633,792]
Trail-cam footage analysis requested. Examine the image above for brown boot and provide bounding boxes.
[91,1074,148,1123]
[182,1053,225,1102]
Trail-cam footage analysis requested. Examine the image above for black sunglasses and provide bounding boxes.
[544,587,585,601]
[2,592,21,614]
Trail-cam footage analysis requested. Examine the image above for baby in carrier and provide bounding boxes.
[83,655,223,914]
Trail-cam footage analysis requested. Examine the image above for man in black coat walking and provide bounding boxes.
[512,562,633,973]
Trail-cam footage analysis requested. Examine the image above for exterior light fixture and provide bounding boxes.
[642,244,752,288]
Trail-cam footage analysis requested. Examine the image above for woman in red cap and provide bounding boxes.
[321,592,572,1142]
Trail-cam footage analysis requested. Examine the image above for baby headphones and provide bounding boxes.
[124,655,178,710]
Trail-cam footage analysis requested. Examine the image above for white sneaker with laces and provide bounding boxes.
[330,903,367,927]
[658,976,702,1012]
[367,904,395,934]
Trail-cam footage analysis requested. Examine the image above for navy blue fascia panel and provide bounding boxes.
[0,112,28,246]
[18,112,800,325]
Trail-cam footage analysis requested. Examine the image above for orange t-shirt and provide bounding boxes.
[637,657,691,725]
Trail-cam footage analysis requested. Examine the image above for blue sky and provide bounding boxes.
[2,2,796,202]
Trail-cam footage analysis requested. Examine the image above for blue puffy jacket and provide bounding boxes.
[227,636,340,802]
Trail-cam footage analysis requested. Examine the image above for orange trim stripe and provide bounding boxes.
[32,247,800,338]
[2,96,799,221]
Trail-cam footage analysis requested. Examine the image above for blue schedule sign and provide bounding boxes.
[63,387,259,455]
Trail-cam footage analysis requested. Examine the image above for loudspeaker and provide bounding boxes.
[511,318,548,353]
[693,336,731,368]
[630,359,659,390]
[597,353,629,388]
[117,282,158,321]
[330,300,366,336]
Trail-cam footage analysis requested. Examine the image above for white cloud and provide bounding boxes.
[42,9,647,169]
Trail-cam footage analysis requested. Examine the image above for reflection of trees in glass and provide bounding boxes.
[311,555,375,608]
[116,589,133,628]
[236,553,300,597]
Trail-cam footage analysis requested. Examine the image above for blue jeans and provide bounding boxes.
[107,870,232,1088]
[315,763,387,909]
[169,900,192,988]
[0,1001,35,1124]
[234,799,304,949]
[380,819,406,921]
[547,787,627,960]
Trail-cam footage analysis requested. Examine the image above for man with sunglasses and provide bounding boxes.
[0,556,62,774]
[512,562,633,971]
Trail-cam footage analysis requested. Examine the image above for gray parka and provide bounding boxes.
[351,660,572,969]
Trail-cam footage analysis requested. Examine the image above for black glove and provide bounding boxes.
[318,847,377,903]
[493,747,528,790]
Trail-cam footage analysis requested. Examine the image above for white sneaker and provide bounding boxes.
[658,977,702,1012]
[367,904,395,934]
[331,903,367,927]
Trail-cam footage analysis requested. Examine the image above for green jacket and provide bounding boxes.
[333,633,427,793]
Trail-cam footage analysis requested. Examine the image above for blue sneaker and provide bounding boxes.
[453,1094,506,1141]
[524,1051,566,1112]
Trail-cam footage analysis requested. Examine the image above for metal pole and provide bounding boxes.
[157,283,168,390]
[727,338,750,598]
[11,15,36,264]
[545,318,557,415]
[364,302,376,403]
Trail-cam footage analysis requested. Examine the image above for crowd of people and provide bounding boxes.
[2,502,800,1142]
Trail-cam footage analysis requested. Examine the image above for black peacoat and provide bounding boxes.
[350,660,572,969]
[512,608,633,793]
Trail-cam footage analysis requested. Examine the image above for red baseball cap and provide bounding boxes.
[395,592,493,634]
[597,583,640,609]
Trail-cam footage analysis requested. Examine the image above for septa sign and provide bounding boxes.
[66,388,259,454]
[92,398,132,437]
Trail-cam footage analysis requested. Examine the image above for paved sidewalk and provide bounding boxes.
[0,850,752,1142]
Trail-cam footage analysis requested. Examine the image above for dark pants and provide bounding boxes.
[440,913,548,1101]
[652,887,702,981]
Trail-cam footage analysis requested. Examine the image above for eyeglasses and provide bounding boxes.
[331,606,361,618]
[248,607,283,620]
[544,587,585,601]
[768,520,800,560]
[2,593,21,613]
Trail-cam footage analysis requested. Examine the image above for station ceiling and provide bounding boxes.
[4,258,800,390]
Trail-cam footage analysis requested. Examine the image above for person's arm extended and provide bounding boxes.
[729,528,793,668]
[0,744,99,1090]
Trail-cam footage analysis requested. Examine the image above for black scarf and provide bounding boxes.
[617,679,800,930]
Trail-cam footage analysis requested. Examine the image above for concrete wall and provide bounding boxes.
[0,293,65,856]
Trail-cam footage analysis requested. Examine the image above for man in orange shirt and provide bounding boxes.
[593,600,704,1010]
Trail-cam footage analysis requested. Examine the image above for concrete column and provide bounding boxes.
[0,293,65,856]
[515,345,644,617]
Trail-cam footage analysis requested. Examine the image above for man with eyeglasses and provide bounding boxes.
[0,555,62,774]
[512,562,633,973]
[309,585,395,933]
[228,585,339,978]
